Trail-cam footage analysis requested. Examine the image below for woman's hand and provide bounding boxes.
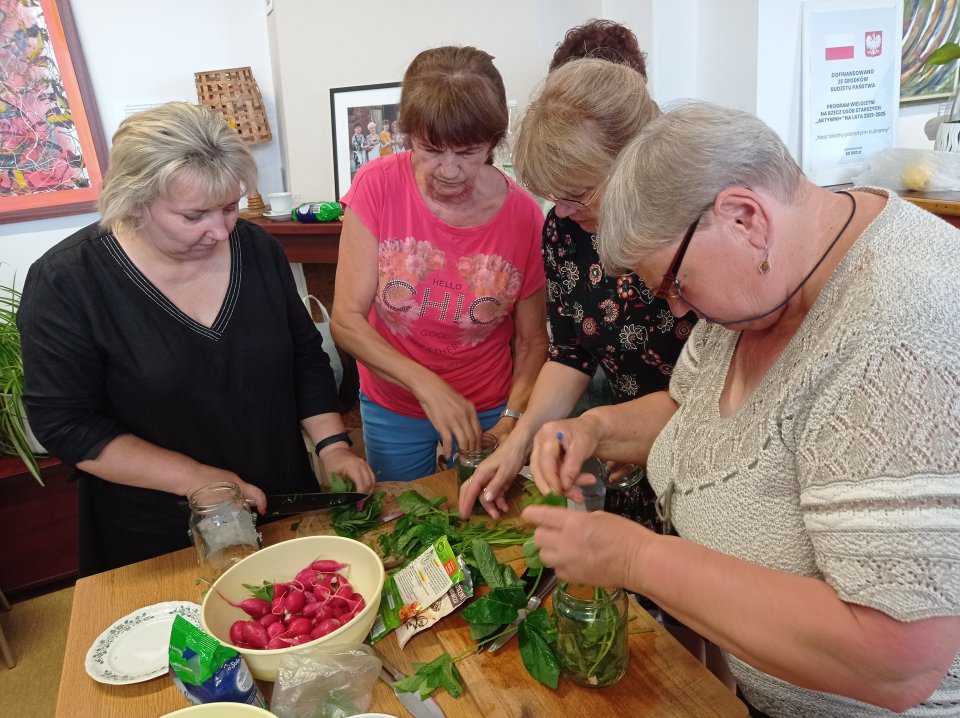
[412,374,482,461]
[234,477,268,515]
[458,431,527,519]
[521,505,648,590]
[319,446,377,493]
[529,416,603,502]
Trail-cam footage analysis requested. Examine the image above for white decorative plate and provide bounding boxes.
[85,601,201,685]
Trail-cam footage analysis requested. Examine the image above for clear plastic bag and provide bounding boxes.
[270,644,382,718]
[852,147,960,191]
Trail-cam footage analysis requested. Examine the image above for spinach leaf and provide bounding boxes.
[518,610,561,689]
[394,653,463,699]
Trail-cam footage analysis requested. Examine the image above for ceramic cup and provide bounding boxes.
[265,192,299,214]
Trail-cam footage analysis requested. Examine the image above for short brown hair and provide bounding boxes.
[550,19,647,77]
[399,46,507,158]
[514,58,659,200]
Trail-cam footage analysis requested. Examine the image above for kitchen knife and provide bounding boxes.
[255,491,368,516]
[487,570,558,653]
[378,654,446,718]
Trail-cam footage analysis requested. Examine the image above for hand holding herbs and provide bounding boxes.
[327,474,386,538]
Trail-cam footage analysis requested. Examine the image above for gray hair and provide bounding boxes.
[514,58,659,199]
[598,101,804,274]
[99,102,257,234]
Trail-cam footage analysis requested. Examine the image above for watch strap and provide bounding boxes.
[314,431,353,455]
[501,408,523,420]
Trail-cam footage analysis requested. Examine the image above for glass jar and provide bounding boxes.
[553,582,629,687]
[187,482,260,579]
[454,432,498,488]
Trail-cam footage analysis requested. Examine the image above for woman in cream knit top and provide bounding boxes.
[521,102,960,717]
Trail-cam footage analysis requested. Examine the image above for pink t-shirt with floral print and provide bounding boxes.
[341,151,545,418]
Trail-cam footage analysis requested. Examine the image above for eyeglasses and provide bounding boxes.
[544,183,603,210]
[651,215,702,300]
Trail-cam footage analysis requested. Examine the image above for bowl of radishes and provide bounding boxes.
[200,535,385,681]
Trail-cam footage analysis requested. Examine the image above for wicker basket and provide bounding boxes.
[195,67,272,145]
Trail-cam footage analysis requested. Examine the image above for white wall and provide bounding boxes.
[3,0,944,288]
[0,0,282,288]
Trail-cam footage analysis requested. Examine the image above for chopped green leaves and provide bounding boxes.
[393,653,463,699]
[328,474,386,538]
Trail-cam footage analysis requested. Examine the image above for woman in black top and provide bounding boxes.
[18,102,374,574]
[458,59,694,521]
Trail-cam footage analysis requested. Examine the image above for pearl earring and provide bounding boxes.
[759,248,771,274]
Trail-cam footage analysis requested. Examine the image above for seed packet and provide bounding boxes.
[395,556,474,649]
[367,535,465,643]
[168,615,266,707]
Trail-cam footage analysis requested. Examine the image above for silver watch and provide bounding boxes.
[501,408,523,420]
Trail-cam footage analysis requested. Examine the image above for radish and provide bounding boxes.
[229,621,246,645]
[216,593,270,620]
[241,620,269,650]
[301,602,319,618]
[266,622,285,638]
[284,589,306,614]
[259,613,279,628]
[295,568,319,586]
[310,617,342,639]
[311,559,347,572]
[284,617,312,637]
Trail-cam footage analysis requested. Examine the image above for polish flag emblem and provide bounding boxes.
[825,34,855,61]
[865,31,882,57]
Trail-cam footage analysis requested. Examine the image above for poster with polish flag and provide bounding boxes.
[802,0,900,186]
[825,34,856,61]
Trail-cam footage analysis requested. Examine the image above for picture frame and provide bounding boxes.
[900,0,960,103]
[329,82,402,198]
[0,0,108,224]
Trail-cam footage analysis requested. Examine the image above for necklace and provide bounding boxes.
[685,190,857,327]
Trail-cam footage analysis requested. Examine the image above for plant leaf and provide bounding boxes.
[522,536,544,570]
[394,653,463,699]
[926,42,960,65]
[519,618,561,689]
[241,580,274,602]
[460,586,527,626]
[397,490,444,517]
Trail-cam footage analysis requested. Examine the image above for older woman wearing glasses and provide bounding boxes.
[458,58,694,522]
[522,101,960,717]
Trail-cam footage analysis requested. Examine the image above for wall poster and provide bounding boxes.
[802,0,901,186]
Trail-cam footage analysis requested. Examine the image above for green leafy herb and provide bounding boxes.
[518,608,561,689]
[519,480,567,509]
[377,490,530,570]
[393,653,463,699]
[328,474,386,538]
[241,580,274,602]
[554,586,627,686]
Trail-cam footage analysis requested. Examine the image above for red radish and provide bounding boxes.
[259,613,279,628]
[267,636,290,650]
[287,634,313,646]
[266,622,285,639]
[241,620,269,650]
[295,569,319,586]
[229,621,246,645]
[270,595,285,615]
[285,617,312,637]
[301,602,319,618]
[311,617,342,638]
[311,559,347,572]
[284,589,306,614]
[216,593,270,620]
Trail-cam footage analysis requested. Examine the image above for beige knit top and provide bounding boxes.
[646,188,960,717]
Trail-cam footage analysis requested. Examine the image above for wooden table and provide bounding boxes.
[901,189,960,228]
[247,215,342,264]
[56,471,746,718]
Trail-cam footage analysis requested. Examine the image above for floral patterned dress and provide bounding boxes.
[543,210,696,534]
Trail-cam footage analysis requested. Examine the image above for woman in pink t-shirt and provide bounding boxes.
[332,46,548,483]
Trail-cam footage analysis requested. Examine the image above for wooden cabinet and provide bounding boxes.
[0,456,77,595]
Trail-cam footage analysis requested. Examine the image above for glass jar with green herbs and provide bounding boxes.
[553,582,629,687]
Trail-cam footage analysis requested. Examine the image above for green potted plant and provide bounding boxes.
[0,283,43,485]
[925,43,960,149]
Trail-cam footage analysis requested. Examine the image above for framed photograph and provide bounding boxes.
[901,0,960,103]
[329,82,402,198]
[0,0,108,224]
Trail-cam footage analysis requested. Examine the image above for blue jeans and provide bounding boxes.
[359,393,505,482]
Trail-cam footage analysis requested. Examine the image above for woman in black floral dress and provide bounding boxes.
[458,57,695,528]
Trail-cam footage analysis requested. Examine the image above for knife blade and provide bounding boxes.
[378,654,446,718]
[487,570,558,653]
[254,491,368,516]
